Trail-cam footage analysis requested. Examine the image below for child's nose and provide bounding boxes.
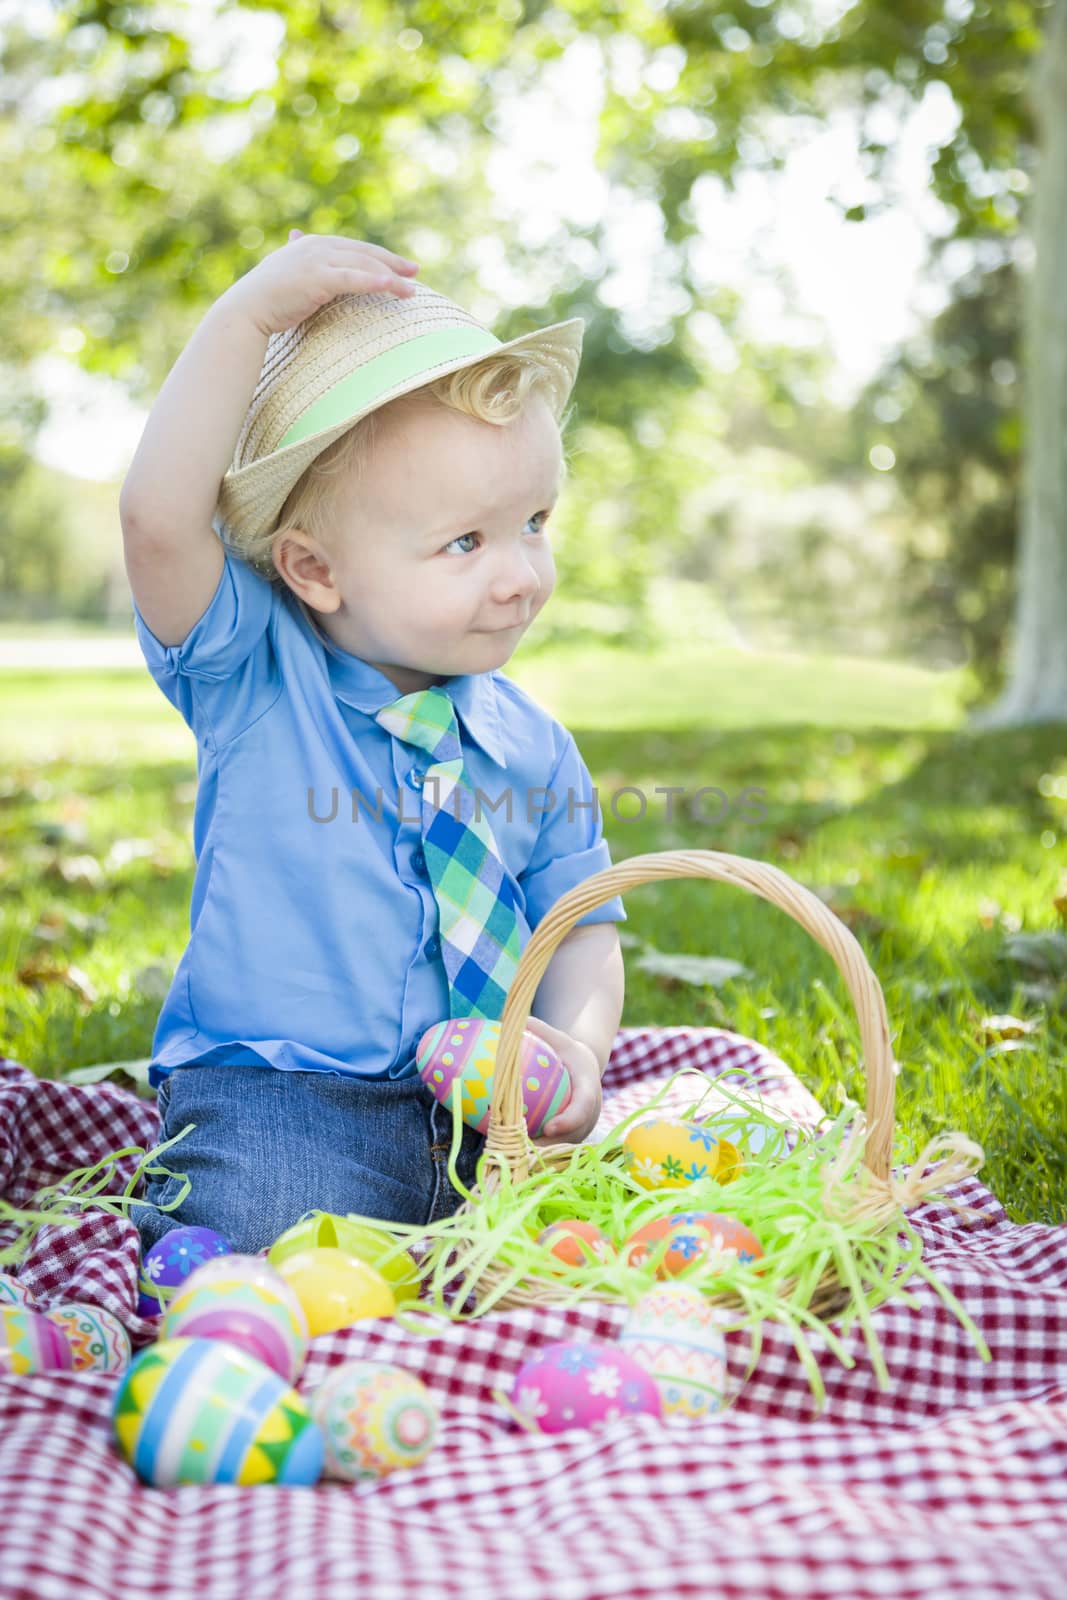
[491,546,542,602]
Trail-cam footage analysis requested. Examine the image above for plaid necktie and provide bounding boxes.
[375,685,522,1019]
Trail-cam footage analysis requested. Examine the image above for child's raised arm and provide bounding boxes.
[119,231,419,648]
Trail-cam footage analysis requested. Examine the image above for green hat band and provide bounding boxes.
[278,326,502,449]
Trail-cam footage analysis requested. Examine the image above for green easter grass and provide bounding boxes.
[360,1067,988,1407]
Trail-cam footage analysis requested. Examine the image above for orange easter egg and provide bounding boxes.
[537,1220,615,1268]
[625,1211,764,1279]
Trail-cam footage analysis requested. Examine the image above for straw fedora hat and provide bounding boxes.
[216,280,585,546]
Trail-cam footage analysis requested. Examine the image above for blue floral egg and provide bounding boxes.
[137,1226,232,1317]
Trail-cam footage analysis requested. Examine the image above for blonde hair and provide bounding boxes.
[223,348,573,656]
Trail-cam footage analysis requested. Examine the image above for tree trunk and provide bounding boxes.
[972,0,1067,727]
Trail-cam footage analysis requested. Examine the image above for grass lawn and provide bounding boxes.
[1,641,1064,1223]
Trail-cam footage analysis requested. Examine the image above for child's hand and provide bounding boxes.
[524,1016,604,1148]
[227,229,420,338]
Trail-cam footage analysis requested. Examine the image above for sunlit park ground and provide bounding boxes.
[1,636,1064,1224]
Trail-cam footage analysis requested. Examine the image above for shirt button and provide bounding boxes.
[408,769,424,790]
[412,848,427,875]
[425,934,440,959]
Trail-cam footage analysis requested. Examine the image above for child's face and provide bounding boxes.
[276,391,563,694]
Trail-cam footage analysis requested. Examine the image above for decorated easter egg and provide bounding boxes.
[624,1213,719,1278]
[536,1220,615,1268]
[44,1303,131,1373]
[268,1213,421,1304]
[137,1226,232,1317]
[0,1304,73,1374]
[621,1119,736,1190]
[416,1019,570,1136]
[274,1247,395,1336]
[310,1360,440,1481]
[161,1260,309,1384]
[510,1340,662,1435]
[624,1211,764,1278]
[0,1273,36,1307]
[111,1336,324,1487]
[619,1284,730,1419]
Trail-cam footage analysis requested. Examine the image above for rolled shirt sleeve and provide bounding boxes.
[518,730,627,931]
[133,544,280,749]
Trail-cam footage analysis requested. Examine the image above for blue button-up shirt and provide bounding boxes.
[133,546,627,1088]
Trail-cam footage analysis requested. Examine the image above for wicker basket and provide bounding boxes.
[448,848,982,1316]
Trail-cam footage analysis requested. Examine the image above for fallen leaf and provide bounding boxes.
[64,1058,152,1090]
[976,1013,1040,1044]
[634,949,753,988]
[16,956,98,1004]
[44,854,105,888]
[997,931,1067,979]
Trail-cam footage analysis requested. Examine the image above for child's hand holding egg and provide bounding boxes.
[416,1016,571,1136]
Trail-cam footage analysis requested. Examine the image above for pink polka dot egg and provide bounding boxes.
[416,1019,569,1136]
[509,1340,662,1435]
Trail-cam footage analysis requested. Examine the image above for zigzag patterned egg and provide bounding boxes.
[619,1284,730,1420]
[111,1336,324,1487]
[0,1305,73,1374]
[309,1360,440,1481]
[161,1257,309,1384]
[416,1019,569,1136]
[621,1118,737,1190]
[44,1303,131,1373]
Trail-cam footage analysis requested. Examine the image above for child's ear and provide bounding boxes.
[272,528,342,612]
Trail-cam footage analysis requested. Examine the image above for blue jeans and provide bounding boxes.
[129,1064,486,1256]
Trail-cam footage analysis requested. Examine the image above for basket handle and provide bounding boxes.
[487,849,897,1182]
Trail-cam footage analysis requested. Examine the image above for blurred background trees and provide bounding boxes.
[2,0,1063,720]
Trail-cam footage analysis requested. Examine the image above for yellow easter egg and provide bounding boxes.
[621,1118,731,1190]
[274,1248,395,1335]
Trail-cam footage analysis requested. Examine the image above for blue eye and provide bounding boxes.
[443,511,550,556]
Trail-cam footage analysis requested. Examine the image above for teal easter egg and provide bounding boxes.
[111,1337,324,1487]
[416,1018,569,1135]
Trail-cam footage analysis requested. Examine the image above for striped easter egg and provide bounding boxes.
[416,1018,569,1135]
[110,1337,324,1487]
[0,1305,73,1375]
[161,1262,308,1384]
[44,1303,131,1373]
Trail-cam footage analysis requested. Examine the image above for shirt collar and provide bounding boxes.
[324,645,509,769]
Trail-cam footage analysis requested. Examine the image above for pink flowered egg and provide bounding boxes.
[416,1018,570,1135]
[0,1305,73,1375]
[510,1340,662,1434]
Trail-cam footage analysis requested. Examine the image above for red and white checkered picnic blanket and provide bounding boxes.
[1,1032,1065,1600]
